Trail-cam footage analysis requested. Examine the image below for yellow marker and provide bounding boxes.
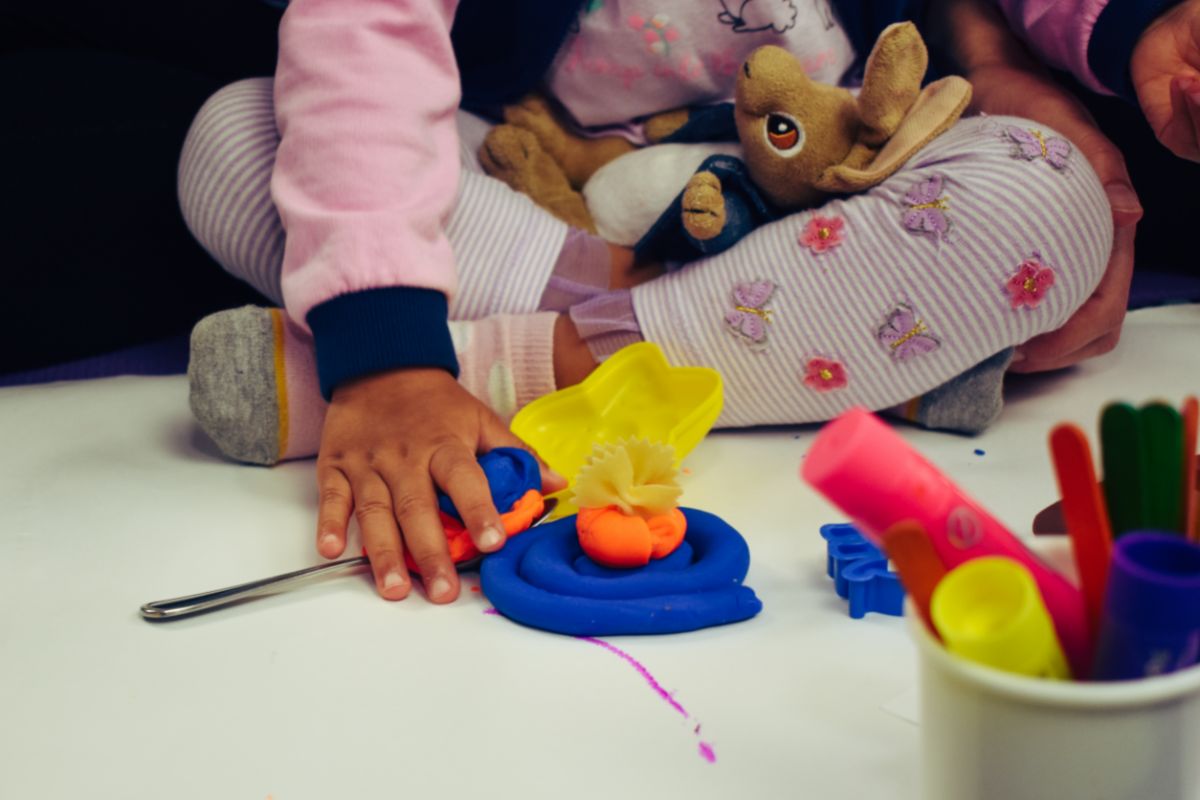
[931,556,1072,680]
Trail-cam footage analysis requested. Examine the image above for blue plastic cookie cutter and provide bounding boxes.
[818,523,905,618]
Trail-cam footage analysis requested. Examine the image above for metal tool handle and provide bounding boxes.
[140,497,558,621]
[140,556,369,620]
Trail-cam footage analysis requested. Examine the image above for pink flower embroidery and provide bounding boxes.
[799,215,845,254]
[629,13,680,56]
[1006,254,1056,309]
[803,358,848,392]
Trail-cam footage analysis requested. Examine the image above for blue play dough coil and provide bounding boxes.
[438,447,541,520]
[481,508,763,636]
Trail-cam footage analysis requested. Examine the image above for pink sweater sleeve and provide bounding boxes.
[993,0,1111,94]
[272,0,462,329]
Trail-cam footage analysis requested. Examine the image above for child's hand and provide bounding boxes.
[966,62,1142,372]
[315,368,566,602]
[1132,0,1200,161]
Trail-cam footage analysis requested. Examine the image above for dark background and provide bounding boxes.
[1,2,1194,378]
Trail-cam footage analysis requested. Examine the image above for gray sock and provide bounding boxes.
[188,305,283,465]
[886,348,1015,435]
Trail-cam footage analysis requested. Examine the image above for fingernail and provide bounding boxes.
[1103,181,1141,215]
[478,524,505,550]
[1010,350,1026,364]
[383,570,405,591]
[319,533,339,551]
[428,576,452,600]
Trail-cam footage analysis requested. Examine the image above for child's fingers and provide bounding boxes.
[379,465,459,604]
[350,471,413,601]
[428,444,505,553]
[315,464,352,558]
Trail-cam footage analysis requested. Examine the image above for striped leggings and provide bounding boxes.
[179,78,1111,428]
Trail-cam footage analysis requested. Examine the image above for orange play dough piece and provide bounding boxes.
[648,508,687,558]
[500,489,545,535]
[577,506,687,568]
[403,490,545,573]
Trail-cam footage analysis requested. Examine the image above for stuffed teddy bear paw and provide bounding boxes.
[480,125,597,233]
[502,93,568,152]
[480,125,547,187]
[681,170,727,241]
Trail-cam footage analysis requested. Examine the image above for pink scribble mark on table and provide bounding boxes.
[579,636,716,763]
[483,609,717,762]
[580,636,689,717]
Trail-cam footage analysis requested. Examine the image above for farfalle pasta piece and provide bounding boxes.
[572,438,682,518]
[573,439,687,568]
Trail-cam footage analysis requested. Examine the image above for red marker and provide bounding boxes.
[880,521,946,637]
[1049,423,1112,643]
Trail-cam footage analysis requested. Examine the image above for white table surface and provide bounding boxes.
[2,305,1198,800]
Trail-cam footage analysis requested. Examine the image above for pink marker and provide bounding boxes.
[801,407,1090,677]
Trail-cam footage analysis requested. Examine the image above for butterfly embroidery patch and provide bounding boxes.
[877,303,940,361]
[902,176,950,241]
[725,280,776,345]
[1005,126,1071,170]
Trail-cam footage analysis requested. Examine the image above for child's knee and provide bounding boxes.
[895,114,1113,328]
[178,78,277,245]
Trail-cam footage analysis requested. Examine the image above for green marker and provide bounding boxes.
[1140,402,1185,534]
[1100,402,1146,538]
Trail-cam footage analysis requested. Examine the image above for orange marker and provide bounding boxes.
[1184,397,1199,543]
[1049,423,1112,641]
[880,521,946,636]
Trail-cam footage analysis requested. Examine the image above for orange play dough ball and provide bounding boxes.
[648,508,687,558]
[577,506,687,568]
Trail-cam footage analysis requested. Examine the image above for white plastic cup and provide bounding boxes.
[909,600,1200,800]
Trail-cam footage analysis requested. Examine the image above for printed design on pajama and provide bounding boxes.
[629,114,1110,428]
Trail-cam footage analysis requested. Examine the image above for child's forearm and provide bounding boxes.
[274,0,465,396]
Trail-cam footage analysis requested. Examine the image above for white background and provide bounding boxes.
[2,305,1197,799]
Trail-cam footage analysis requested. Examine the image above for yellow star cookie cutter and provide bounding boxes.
[510,342,723,516]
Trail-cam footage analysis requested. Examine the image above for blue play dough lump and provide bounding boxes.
[437,447,541,521]
[480,508,763,636]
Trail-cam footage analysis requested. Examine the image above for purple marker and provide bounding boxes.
[1092,532,1200,681]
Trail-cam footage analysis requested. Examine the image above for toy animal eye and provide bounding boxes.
[765,113,803,155]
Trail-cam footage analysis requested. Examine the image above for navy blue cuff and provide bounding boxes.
[307,288,459,400]
[1088,0,1182,102]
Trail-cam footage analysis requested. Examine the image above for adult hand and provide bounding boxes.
[315,368,566,603]
[966,61,1143,372]
[1132,0,1200,161]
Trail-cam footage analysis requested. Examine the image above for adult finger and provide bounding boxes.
[1173,75,1200,161]
[316,463,352,558]
[478,415,568,493]
[1185,79,1200,160]
[381,461,459,604]
[1056,121,1143,227]
[351,471,412,600]
[429,443,506,553]
[1014,329,1122,374]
